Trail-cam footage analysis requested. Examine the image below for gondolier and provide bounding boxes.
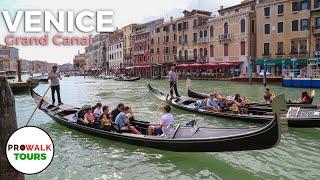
[48,65,63,105]
[168,66,180,98]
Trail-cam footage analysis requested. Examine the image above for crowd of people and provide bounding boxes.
[76,102,175,136]
[193,92,249,113]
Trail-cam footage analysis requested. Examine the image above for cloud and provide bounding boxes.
[0,0,243,64]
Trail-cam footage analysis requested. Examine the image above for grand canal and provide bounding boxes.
[14,77,320,179]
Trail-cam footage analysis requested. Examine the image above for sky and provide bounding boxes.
[0,0,241,64]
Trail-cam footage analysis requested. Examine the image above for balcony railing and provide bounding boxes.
[198,37,209,43]
[219,34,232,41]
[312,27,320,35]
[177,56,196,62]
[197,56,208,63]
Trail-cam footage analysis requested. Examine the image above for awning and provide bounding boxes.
[256,59,307,66]
[176,62,241,69]
[130,65,151,68]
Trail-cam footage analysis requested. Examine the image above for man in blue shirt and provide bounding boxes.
[115,106,141,134]
[207,93,220,111]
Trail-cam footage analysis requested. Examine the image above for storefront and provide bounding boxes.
[256,58,308,76]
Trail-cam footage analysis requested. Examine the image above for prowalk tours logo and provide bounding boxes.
[6,126,54,174]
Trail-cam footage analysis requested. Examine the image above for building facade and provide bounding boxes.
[122,24,138,67]
[256,0,312,76]
[73,52,86,70]
[108,31,124,71]
[176,10,212,64]
[209,0,256,74]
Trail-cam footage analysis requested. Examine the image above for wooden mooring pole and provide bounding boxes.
[0,76,25,180]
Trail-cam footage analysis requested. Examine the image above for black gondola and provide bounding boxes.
[30,89,281,152]
[113,76,140,81]
[187,81,314,107]
[148,84,320,128]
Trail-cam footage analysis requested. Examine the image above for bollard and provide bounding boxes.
[0,76,25,180]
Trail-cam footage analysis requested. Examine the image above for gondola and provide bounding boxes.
[187,80,314,108]
[113,76,140,81]
[148,84,320,128]
[30,89,281,152]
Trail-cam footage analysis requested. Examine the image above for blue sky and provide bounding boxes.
[0,0,242,64]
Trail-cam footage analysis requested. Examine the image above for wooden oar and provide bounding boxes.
[155,81,177,113]
[25,85,51,126]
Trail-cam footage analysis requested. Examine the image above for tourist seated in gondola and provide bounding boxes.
[93,103,103,118]
[148,105,174,136]
[234,94,243,107]
[115,106,141,134]
[110,103,125,121]
[80,105,95,125]
[301,91,312,104]
[100,106,112,130]
[263,88,272,104]
[230,101,239,113]
[193,98,208,110]
[219,98,230,112]
[207,93,220,111]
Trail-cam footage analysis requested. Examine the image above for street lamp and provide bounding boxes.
[263,58,267,86]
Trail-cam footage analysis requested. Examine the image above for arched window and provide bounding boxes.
[200,31,203,38]
[204,30,207,37]
[210,26,214,37]
[240,19,245,33]
[184,50,188,58]
[224,22,229,34]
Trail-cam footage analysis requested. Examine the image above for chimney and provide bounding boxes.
[170,16,173,22]
[220,6,224,10]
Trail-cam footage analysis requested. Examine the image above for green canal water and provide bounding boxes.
[14,77,319,179]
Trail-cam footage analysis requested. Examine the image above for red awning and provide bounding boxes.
[132,65,151,68]
[176,62,241,69]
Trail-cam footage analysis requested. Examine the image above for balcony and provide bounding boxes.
[198,37,209,43]
[219,34,232,41]
[275,52,285,56]
[312,27,320,35]
[289,51,308,58]
[262,53,271,58]
[197,56,208,63]
[176,56,196,62]
[133,50,146,55]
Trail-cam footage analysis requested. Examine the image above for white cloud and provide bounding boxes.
[0,0,243,64]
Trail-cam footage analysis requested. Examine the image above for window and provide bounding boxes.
[292,1,300,11]
[316,17,320,29]
[178,23,182,31]
[184,35,188,43]
[210,26,214,37]
[301,0,310,10]
[210,45,214,57]
[204,30,207,37]
[264,43,270,55]
[316,39,320,51]
[264,7,270,17]
[278,22,284,33]
[183,21,188,30]
[224,22,229,34]
[278,4,284,14]
[184,50,188,58]
[193,33,197,42]
[251,20,255,33]
[315,0,320,9]
[199,31,203,38]
[264,24,270,34]
[300,39,307,53]
[173,34,177,41]
[277,42,284,54]
[240,42,245,55]
[224,43,229,56]
[292,20,299,31]
[291,40,299,54]
[300,19,309,31]
[172,24,176,30]
[193,19,197,27]
[240,19,245,33]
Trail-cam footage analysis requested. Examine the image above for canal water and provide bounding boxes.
[14,76,319,179]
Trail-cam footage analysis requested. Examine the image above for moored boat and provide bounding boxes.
[148,84,320,128]
[114,76,140,81]
[30,89,281,152]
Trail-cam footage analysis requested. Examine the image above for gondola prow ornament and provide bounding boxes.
[271,94,288,132]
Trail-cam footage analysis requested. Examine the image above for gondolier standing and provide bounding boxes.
[169,66,180,98]
[48,65,63,105]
